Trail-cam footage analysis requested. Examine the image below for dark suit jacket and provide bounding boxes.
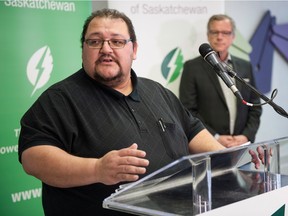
[179,55,262,142]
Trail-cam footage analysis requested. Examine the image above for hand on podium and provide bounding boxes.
[249,145,272,169]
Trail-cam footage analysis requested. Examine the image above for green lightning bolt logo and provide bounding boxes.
[161,47,184,84]
[26,46,53,96]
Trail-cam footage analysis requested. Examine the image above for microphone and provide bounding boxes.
[199,43,243,100]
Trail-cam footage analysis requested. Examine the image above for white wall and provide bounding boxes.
[225,1,288,142]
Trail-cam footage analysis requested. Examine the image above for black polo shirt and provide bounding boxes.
[19,68,204,216]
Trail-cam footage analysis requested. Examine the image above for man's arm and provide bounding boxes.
[21,143,149,188]
[188,129,225,154]
[189,129,263,169]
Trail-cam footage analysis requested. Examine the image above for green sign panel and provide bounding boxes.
[0,1,91,215]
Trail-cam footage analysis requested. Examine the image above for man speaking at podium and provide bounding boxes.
[18,8,228,216]
[18,9,263,216]
[179,14,262,148]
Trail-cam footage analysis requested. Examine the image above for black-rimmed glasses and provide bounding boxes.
[85,39,133,49]
[208,30,233,37]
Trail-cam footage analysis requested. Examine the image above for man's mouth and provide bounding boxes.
[98,55,114,63]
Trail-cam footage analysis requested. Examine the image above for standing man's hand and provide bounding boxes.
[218,135,234,147]
[218,135,249,148]
[233,135,249,145]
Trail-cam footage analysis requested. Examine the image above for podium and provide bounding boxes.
[103,136,288,215]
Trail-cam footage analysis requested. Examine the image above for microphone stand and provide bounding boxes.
[226,67,288,118]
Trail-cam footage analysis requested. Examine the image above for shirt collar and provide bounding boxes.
[129,70,140,102]
[225,54,232,64]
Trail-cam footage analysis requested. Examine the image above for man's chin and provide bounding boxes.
[95,67,117,77]
[93,71,122,86]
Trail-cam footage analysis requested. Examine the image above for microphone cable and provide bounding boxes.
[198,43,288,118]
[224,63,288,118]
[224,63,277,107]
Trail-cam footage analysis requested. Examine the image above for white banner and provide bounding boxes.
[107,1,224,95]
[201,185,288,216]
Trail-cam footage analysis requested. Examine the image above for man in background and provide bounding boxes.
[179,14,262,148]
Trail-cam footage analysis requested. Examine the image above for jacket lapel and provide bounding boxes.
[202,62,227,104]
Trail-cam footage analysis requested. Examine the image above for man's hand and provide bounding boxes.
[249,145,272,169]
[95,143,149,185]
[233,135,249,145]
[218,135,248,148]
[217,135,234,147]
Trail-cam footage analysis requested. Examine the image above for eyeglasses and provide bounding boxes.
[85,39,133,49]
[208,30,233,37]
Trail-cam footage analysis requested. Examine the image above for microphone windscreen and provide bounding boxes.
[199,43,213,58]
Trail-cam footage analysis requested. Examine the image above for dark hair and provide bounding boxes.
[207,14,236,35]
[80,8,137,48]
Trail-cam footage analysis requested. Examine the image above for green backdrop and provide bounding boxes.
[0,1,91,215]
